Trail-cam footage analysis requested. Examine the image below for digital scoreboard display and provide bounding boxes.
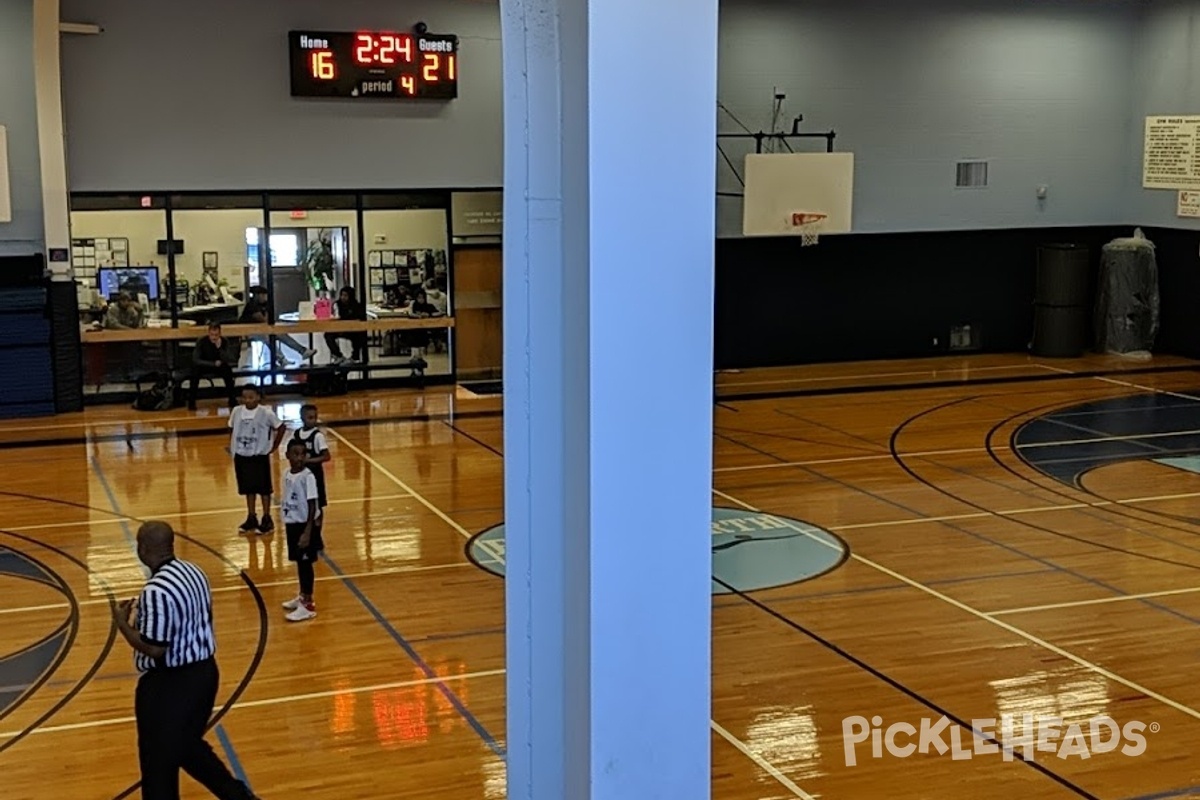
[289,30,458,100]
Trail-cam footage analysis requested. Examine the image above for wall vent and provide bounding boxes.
[955,160,989,189]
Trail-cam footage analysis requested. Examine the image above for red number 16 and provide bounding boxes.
[310,51,336,80]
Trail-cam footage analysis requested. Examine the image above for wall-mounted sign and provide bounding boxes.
[0,126,9,223]
[1144,116,1200,190]
[1178,190,1200,218]
[451,191,502,237]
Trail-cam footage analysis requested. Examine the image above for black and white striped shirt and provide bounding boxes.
[134,558,217,672]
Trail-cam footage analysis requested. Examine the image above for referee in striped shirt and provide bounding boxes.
[113,521,259,800]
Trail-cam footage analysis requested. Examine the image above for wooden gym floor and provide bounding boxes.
[5,352,1200,798]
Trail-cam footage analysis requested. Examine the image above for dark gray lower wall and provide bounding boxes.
[712,226,1196,369]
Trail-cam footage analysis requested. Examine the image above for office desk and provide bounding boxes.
[177,303,241,323]
[80,316,455,344]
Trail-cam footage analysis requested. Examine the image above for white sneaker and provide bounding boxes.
[282,594,304,611]
[301,348,317,360]
[285,603,317,622]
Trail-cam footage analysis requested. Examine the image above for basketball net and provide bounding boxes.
[790,212,827,247]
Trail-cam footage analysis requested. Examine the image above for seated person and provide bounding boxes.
[402,288,443,369]
[103,292,144,330]
[189,322,237,410]
[424,278,449,315]
[324,286,367,364]
[240,285,315,367]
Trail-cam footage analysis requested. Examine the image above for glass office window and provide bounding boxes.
[70,202,168,310]
[361,207,452,378]
[259,195,358,372]
[169,206,263,324]
[70,197,170,395]
[266,195,358,306]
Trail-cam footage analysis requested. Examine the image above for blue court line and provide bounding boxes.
[321,551,506,758]
[47,670,139,688]
[89,458,252,789]
[91,457,138,552]
[884,425,1200,625]
[409,625,505,644]
[711,566,1059,609]
[733,433,1200,630]
[1122,785,1200,800]
[214,726,248,783]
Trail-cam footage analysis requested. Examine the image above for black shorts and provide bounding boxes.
[311,465,328,509]
[286,521,324,562]
[233,455,272,497]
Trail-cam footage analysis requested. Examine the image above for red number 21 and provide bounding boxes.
[423,54,440,82]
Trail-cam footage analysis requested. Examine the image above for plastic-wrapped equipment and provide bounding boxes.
[1094,229,1159,356]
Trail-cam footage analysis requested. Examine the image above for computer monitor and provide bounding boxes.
[98,267,160,300]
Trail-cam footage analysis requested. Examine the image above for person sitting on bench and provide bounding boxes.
[241,286,315,367]
[324,286,367,364]
[189,322,237,411]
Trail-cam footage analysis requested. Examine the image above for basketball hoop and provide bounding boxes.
[790,212,827,246]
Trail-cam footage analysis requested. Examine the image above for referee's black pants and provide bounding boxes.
[135,657,254,800]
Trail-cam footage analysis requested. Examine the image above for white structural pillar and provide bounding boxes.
[501,0,719,793]
[33,0,71,279]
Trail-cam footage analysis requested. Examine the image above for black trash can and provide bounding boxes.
[1031,244,1090,358]
[1032,305,1088,358]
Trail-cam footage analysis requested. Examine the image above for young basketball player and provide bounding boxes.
[281,439,322,622]
[290,404,330,517]
[229,384,286,534]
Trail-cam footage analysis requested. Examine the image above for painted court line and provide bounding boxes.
[715,426,1200,472]
[0,668,507,739]
[0,414,199,435]
[824,490,1200,532]
[0,562,471,618]
[328,426,813,799]
[711,720,817,800]
[90,457,248,787]
[1014,427,1200,450]
[1094,376,1200,403]
[328,429,472,539]
[1034,364,1076,375]
[714,447,984,472]
[712,487,1200,726]
[991,585,1200,616]
[718,363,1041,389]
[1,492,413,534]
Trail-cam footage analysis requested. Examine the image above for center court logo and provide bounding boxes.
[842,714,1158,765]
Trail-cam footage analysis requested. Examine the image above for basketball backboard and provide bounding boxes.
[741,152,854,238]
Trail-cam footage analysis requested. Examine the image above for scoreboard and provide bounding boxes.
[289,30,458,100]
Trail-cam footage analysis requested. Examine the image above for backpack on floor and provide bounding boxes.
[301,367,348,397]
[133,372,179,411]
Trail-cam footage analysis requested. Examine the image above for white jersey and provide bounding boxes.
[228,405,282,457]
[281,467,320,524]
